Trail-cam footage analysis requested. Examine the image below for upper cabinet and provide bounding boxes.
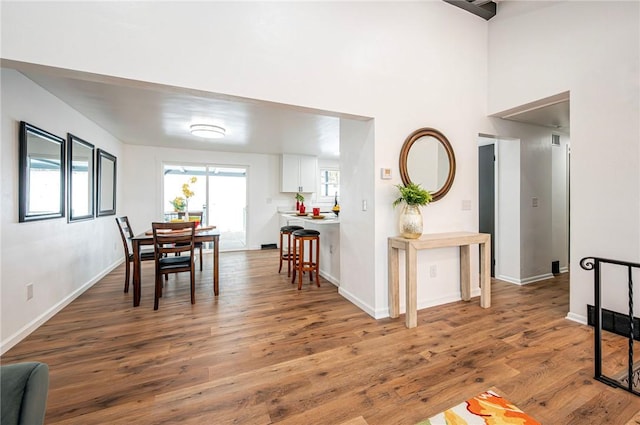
[281,154,318,193]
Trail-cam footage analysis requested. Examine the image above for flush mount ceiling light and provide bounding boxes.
[189,124,226,139]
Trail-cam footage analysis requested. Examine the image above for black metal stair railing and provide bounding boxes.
[580,256,640,396]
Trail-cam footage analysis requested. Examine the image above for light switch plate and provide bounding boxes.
[380,168,392,179]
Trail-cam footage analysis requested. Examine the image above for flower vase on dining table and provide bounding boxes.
[183,201,189,222]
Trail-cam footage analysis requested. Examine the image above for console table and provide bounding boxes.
[388,232,491,328]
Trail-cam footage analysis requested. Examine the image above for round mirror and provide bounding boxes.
[399,127,456,202]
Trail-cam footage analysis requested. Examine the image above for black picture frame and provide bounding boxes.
[96,148,117,216]
[19,121,66,222]
[67,133,95,222]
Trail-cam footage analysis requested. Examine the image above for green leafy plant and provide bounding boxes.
[392,183,432,207]
[170,196,186,211]
[295,193,305,202]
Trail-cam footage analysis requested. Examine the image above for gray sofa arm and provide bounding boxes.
[1,362,49,425]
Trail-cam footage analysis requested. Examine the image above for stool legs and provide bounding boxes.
[279,231,297,277]
[291,235,320,289]
[278,231,285,273]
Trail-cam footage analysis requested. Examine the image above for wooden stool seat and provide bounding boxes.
[291,229,320,289]
[279,225,304,277]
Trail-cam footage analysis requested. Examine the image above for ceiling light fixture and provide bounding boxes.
[190,124,226,139]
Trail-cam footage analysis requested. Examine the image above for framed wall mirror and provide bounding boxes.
[67,133,95,222]
[19,121,66,222]
[399,127,456,202]
[96,148,117,216]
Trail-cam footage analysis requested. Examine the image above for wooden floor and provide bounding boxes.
[3,250,640,424]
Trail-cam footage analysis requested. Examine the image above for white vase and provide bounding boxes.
[183,200,190,222]
[399,204,423,239]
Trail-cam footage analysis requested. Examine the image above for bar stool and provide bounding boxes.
[279,225,304,277]
[291,229,320,290]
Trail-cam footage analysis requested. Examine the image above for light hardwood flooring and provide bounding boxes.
[2,250,640,424]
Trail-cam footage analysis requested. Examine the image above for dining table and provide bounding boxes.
[130,227,220,307]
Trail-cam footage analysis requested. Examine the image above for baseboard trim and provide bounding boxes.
[338,287,377,319]
[0,259,121,355]
[496,274,521,285]
[372,289,482,320]
[319,271,339,287]
[496,273,555,286]
[520,273,554,285]
[566,312,587,325]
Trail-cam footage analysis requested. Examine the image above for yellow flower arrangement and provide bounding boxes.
[170,177,197,212]
[170,196,186,211]
[182,176,197,199]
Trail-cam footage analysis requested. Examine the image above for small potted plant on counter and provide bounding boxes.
[295,192,305,213]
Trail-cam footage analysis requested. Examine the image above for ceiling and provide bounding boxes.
[502,101,570,131]
[494,91,571,132]
[5,61,365,160]
[4,60,569,157]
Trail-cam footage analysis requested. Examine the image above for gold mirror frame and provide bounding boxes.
[399,127,456,202]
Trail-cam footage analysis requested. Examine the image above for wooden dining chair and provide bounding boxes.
[151,221,196,310]
[115,216,156,293]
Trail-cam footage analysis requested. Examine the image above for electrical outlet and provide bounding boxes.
[329,244,334,254]
[26,283,34,300]
[532,197,539,207]
[429,265,437,278]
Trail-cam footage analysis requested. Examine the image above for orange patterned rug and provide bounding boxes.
[417,390,541,425]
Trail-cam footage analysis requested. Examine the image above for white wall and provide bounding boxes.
[488,1,640,321]
[1,69,124,353]
[1,2,491,320]
[519,129,553,282]
[495,137,521,282]
[338,118,375,314]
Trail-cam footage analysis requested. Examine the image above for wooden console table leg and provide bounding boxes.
[460,244,471,301]
[388,239,400,318]
[480,238,491,308]
[406,243,418,328]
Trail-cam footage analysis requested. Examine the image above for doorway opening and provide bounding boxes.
[478,139,496,277]
[163,163,247,251]
[478,130,570,284]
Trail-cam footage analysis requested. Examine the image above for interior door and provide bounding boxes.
[479,144,495,277]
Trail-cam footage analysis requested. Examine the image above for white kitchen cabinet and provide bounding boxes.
[281,154,317,193]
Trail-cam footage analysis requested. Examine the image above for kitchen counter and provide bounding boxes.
[280,213,339,225]
[278,213,340,286]
[300,215,339,224]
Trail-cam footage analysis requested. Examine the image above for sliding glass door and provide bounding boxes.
[163,163,247,251]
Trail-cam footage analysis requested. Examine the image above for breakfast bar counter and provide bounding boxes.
[279,212,340,286]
